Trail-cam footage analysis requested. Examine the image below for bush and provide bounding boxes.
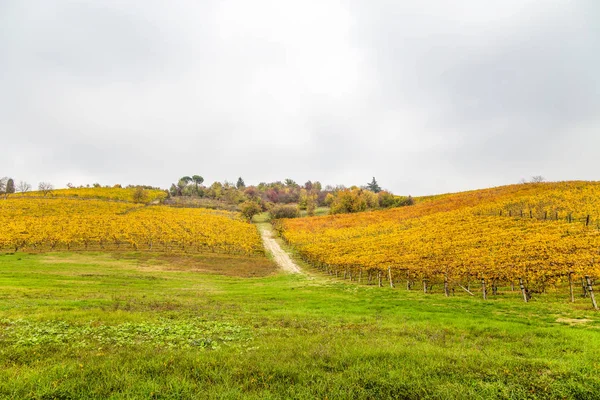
[240,201,262,221]
[330,188,368,214]
[270,204,299,219]
[132,187,148,204]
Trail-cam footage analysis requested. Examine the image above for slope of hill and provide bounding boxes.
[0,196,262,256]
[278,181,600,296]
[17,187,168,203]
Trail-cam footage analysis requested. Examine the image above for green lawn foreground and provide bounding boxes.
[0,252,599,399]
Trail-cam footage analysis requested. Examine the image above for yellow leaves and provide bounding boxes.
[17,187,167,203]
[0,199,263,256]
[281,181,600,284]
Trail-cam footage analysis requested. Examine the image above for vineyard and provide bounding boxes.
[278,181,600,304]
[16,187,168,203]
[0,198,263,255]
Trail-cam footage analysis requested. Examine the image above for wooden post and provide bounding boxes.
[458,284,474,296]
[492,279,498,295]
[582,278,588,297]
[359,270,362,284]
[510,281,515,291]
[368,271,372,285]
[544,211,547,220]
[585,276,598,310]
[444,274,450,297]
[530,210,533,218]
[519,278,528,303]
[586,215,590,226]
[423,280,428,294]
[377,271,383,287]
[481,279,487,300]
[406,271,411,290]
[388,267,394,288]
[569,272,574,303]
[343,269,347,279]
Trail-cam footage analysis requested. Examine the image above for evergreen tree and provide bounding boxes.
[236,177,245,189]
[6,179,14,196]
[367,177,382,193]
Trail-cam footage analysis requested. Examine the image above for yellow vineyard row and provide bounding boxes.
[0,199,262,256]
[16,187,168,203]
[279,182,600,288]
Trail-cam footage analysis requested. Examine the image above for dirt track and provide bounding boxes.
[259,225,302,274]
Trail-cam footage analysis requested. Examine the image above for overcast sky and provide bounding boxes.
[1,1,598,195]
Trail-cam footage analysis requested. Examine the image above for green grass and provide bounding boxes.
[1,252,600,399]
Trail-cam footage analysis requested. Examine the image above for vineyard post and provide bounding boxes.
[368,271,372,285]
[359,270,362,284]
[349,271,353,281]
[388,267,394,288]
[423,280,428,294]
[569,271,574,303]
[585,276,598,310]
[586,215,590,226]
[406,271,411,290]
[481,279,487,300]
[530,210,533,218]
[518,278,528,303]
[582,278,588,297]
[510,281,515,291]
[444,273,450,297]
[344,269,347,280]
[377,270,383,287]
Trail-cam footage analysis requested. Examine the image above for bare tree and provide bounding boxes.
[38,182,54,196]
[17,181,32,193]
[0,177,7,194]
[530,175,545,183]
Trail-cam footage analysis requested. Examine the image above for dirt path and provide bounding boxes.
[258,224,303,274]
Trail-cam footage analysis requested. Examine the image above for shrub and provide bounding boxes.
[270,204,299,219]
[240,201,262,221]
[132,187,148,203]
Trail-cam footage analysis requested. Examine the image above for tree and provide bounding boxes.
[0,177,7,197]
[240,200,262,221]
[180,176,192,183]
[192,175,204,194]
[17,181,31,193]
[531,175,545,183]
[366,177,382,193]
[177,177,192,196]
[236,177,245,189]
[5,179,14,198]
[284,178,298,188]
[38,182,54,196]
[132,187,148,203]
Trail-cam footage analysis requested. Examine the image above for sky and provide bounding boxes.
[1,1,598,196]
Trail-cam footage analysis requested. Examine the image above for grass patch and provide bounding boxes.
[1,252,600,399]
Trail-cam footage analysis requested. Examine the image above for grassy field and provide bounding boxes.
[1,252,600,399]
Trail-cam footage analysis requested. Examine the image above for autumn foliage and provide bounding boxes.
[0,198,263,256]
[278,181,600,291]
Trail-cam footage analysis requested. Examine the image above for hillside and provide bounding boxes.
[0,194,262,256]
[279,181,600,298]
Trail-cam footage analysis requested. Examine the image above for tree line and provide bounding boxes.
[168,175,414,220]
